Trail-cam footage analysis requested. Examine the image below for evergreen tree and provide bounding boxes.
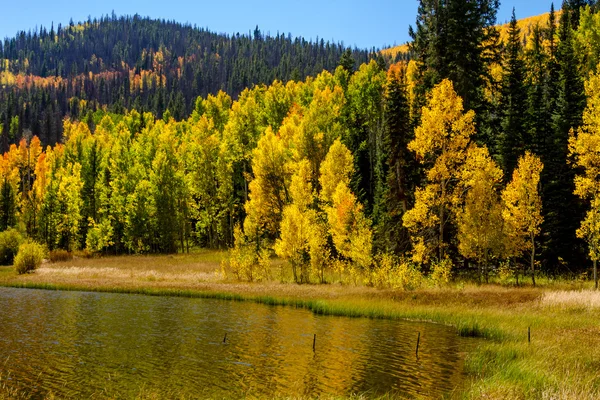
[565,0,594,29]
[409,0,500,119]
[377,67,414,254]
[499,9,527,177]
[543,3,587,271]
[0,178,17,231]
[339,49,355,73]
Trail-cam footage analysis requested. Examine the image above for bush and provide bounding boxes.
[75,249,94,259]
[430,257,453,287]
[48,249,73,263]
[220,226,271,282]
[14,241,45,274]
[370,254,423,290]
[0,228,24,265]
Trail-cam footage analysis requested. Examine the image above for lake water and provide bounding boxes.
[0,287,475,398]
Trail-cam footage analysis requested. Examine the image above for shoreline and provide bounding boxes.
[1,256,600,398]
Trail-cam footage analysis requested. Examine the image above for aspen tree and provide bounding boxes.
[502,152,543,286]
[403,79,475,263]
[569,68,600,289]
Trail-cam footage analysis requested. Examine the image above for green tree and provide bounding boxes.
[409,0,500,118]
[499,9,527,177]
[339,49,355,73]
[345,60,387,219]
[379,66,414,254]
[544,3,587,271]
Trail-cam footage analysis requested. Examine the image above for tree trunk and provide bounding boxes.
[484,251,489,284]
[439,184,445,261]
[530,232,536,287]
[292,261,298,283]
[594,258,598,290]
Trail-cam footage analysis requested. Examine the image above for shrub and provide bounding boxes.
[75,249,94,259]
[430,257,453,286]
[371,253,395,288]
[48,249,73,263]
[371,254,423,290]
[220,226,271,282]
[396,259,424,290]
[0,228,24,265]
[14,241,45,274]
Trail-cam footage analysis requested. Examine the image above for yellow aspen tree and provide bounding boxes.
[326,182,373,281]
[55,162,84,251]
[403,79,476,263]
[320,140,373,280]
[502,152,543,286]
[319,138,354,204]
[456,145,504,283]
[298,86,346,185]
[244,127,291,248]
[274,160,315,283]
[569,68,600,289]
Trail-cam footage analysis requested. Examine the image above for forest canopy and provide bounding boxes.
[2,0,600,286]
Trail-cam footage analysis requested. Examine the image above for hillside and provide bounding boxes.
[381,11,558,58]
[380,43,410,58]
[496,11,557,44]
[0,14,376,146]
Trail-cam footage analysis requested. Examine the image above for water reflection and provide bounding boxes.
[0,288,475,398]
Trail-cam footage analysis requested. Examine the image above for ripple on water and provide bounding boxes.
[0,287,477,398]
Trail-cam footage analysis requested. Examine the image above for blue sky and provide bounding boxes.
[0,0,558,49]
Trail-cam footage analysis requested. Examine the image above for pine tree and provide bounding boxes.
[499,9,528,177]
[543,3,587,271]
[338,49,355,74]
[378,66,414,254]
[526,24,551,158]
[409,0,500,119]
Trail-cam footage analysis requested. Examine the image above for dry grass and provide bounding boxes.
[0,252,548,308]
[541,290,600,310]
[47,249,73,263]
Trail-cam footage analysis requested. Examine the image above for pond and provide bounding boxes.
[0,287,476,398]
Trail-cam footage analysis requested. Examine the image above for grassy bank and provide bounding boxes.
[1,252,599,399]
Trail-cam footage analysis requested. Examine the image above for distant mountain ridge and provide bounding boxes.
[0,14,383,145]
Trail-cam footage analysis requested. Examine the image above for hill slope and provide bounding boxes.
[381,11,557,58]
[0,14,374,145]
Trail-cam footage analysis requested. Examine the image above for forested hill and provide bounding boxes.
[0,14,381,146]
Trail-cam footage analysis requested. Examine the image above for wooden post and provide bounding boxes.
[528,327,530,344]
[313,334,316,352]
[416,332,421,357]
[223,333,227,343]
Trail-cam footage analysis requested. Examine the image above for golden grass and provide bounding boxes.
[541,289,600,310]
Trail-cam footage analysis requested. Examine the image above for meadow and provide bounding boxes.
[0,251,599,399]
